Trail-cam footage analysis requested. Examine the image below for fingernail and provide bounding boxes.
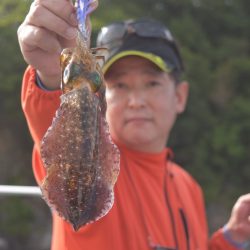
[70,13,78,26]
[57,46,63,54]
[66,27,77,39]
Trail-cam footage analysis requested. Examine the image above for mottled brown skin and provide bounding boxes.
[40,35,120,231]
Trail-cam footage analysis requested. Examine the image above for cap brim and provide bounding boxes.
[102,50,172,74]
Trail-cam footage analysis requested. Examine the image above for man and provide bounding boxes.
[18,0,250,249]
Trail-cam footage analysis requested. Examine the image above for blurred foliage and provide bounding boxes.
[0,0,249,248]
[0,198,34,237]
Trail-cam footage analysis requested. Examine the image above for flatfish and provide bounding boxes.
[40,0,120,231]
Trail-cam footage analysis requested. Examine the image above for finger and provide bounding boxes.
[25,1,77,40]
[239,194,250,202]
[18,23,62,54]
[32,0,77,26]
[232,194,250,220]
[236,194,250,211]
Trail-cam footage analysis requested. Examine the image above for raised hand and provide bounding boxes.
[17,0,78,89]
[225,193,250,244]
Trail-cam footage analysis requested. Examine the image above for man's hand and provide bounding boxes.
[17,0,78,89]
[225,193,250,244]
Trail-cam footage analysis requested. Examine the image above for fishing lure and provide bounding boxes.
[40,0,120,231]
[76,0,98,40]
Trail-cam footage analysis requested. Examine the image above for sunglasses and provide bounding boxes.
[96,19,184,72]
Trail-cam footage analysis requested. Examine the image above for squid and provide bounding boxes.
[40,0,120,231]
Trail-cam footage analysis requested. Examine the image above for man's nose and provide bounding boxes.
[127,90,146,108]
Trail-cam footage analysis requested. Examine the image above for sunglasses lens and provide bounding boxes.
[98,20,175,45]
[132,21,174,42]
[98,23,126,45]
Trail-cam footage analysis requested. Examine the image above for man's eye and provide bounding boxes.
[148,81,160,87]
[115,82,126,89]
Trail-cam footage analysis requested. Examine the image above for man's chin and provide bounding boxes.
[124,137,156,151]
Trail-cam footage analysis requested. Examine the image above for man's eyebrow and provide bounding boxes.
[105,70,127,79]
[142,68,163,76]
[105,67,163,79]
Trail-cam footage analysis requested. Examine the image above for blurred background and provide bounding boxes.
[0,0,249,249]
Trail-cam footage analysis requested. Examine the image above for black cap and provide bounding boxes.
[96,18,184,75]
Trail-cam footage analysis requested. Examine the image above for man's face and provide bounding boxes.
[105,56,188,153]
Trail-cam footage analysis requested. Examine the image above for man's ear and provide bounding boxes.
[175,81,189,114]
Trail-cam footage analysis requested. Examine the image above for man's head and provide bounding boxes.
[96,19,189,152]
[97,18,184,83]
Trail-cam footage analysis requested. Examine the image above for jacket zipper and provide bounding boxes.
[179,208,190,250]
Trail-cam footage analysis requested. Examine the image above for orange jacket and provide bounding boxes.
[21,66,237,250]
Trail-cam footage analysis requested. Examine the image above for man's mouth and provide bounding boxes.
[125,117,152,124]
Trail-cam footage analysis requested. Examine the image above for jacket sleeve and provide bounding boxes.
[209,228,239,250]
[21,66,61,184]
